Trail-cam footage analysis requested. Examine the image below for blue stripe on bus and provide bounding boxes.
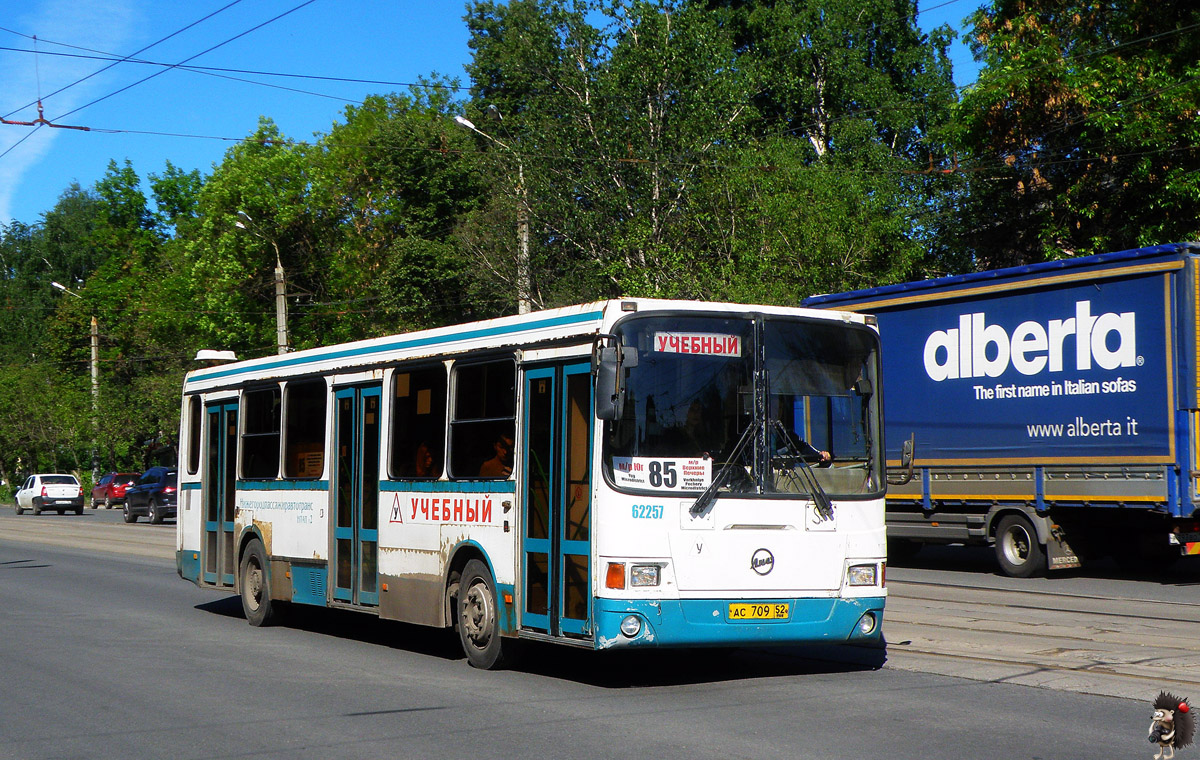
[380,480,517,493]
[592,596,885,649]
[187,309,605,385]
[177,550,201,583]
[237,479,331,491]
[190,479,512,493]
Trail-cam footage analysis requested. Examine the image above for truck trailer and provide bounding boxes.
[804,242,1200,576]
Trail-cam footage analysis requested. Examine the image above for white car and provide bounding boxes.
[15,473,85,515]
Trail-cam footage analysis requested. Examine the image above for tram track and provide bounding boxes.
[883,575,1200,701]
[890,577,1200,623]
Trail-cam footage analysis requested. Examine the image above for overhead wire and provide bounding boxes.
[52,0,321,123]
[0,2,1194,219]
[0,45,469,93]
[0,0,247,122]
[1,2,1190,160]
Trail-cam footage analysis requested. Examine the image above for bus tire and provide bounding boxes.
[995,514,1046,578]
[240,539,280,627]
[458,559,508,669]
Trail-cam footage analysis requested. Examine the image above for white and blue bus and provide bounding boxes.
[176,299,887,668]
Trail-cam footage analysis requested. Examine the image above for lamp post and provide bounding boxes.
[51,281,99,487]
[453,114,531,315]
[234,211,290,354]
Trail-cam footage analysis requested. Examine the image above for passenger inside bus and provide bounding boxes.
[413,441,436,477]
[479,433,514,477]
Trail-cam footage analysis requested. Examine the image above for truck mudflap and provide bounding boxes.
[1169,531,1200,556]
[1047,526,1082,570]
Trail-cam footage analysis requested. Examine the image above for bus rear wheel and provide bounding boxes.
[457,559,509,669]
[995,514,1046,578]
[240,539,281,627]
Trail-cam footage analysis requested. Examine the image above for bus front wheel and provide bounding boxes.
[457,559,509,669]
[240,539,281,627]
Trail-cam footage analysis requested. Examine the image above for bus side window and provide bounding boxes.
[390,366,447,479]
[449,359,515,479]
[283,379,327,479]
[187,395,201,475]
[242,385,281,479]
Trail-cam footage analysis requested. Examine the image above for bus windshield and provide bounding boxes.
[602,313,882,499]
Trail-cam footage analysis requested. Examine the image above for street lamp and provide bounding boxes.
[51,281,100,487]
[454,114,532,315]
[234,211,290,354]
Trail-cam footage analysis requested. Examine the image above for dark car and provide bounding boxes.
[91,472,138,509]
[123,467,177,524]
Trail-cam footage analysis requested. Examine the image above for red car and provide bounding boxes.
[91,472,138,509]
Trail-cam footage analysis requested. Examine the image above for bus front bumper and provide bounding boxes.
[593,596,885,650]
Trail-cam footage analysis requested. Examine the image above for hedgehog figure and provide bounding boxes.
[1150,692,1195,759]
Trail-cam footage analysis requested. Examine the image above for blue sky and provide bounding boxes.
[0,0,982,228]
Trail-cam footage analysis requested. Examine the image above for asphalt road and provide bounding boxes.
[1,506,1195,758]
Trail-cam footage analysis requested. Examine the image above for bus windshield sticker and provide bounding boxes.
[613,457,711,491]
[653,332,741,357]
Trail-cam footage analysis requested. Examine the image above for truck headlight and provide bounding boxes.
[846,563,878,587]
[630,564,660,587]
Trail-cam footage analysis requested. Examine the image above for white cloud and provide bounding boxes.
[0,0,140,224]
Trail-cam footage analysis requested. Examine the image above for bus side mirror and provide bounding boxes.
[887,435,916,486]
[594,343,637,421]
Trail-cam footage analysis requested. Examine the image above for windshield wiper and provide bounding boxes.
[769,419,834,520]
[688,419,759,516]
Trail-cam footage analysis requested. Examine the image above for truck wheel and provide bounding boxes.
[995,514,1046,578]
[457,559,509,669]
[240,538,280,627]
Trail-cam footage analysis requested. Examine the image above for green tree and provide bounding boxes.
[464,0,960,306]
[311,85,492,337]
[185,118,320,356]
[150,160,204,235]
[951,0,1200,265]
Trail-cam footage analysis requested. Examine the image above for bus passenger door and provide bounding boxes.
[332,385,382,607]
[204,402,238,588]
[522,362,593,638]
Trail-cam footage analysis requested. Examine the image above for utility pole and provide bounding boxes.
[453,114,532,315]
[235,211,290,354]
[52,281,100,487]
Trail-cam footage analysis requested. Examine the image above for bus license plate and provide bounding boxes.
[728,603,789,620]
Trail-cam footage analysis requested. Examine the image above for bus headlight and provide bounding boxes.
[857,612,878,636]
[620,615,643,637]
[630,564,660,587]
[846,563,878,586]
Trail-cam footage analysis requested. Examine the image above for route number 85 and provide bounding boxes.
[648,460,677,488]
